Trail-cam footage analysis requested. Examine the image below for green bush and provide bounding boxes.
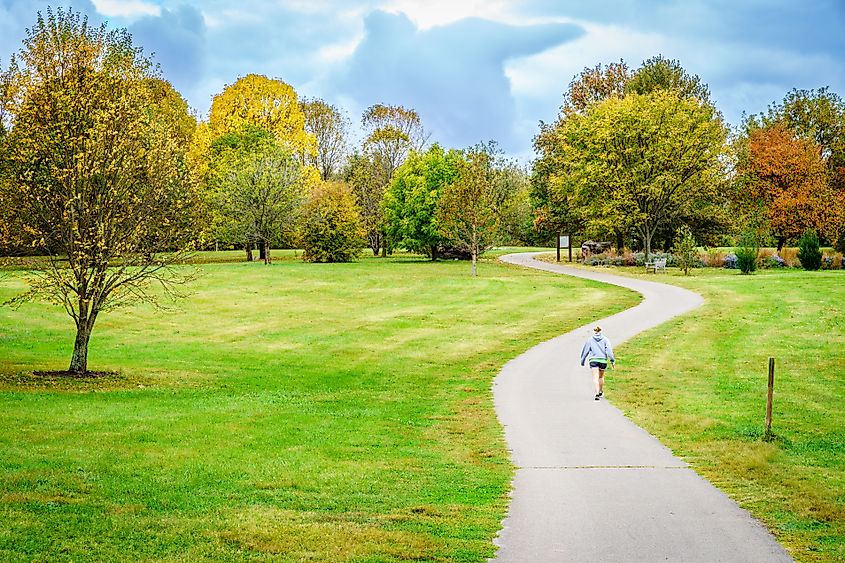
[735,230,758,274]
[302,182,365,263]
[797,230,822,270]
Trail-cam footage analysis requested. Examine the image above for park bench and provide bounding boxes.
[645,257,667,273]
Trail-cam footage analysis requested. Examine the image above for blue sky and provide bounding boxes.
[2,0,844,158]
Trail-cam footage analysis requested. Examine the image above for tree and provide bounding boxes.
[436,149,499,276]
[672,225,698,276]
[0,8,196,374]
[626,55,711,104]
[533,56,722,249]
[345,152,385,255]
[208,74,314,155]
[744,87,845,244]
[553,91,727,259]
[302,182,364,263]
[194,74,315,260]
[360,104,427,256]
[301,98,349,181]
[211,127,310,264]
[736,123,839,248]
[754,87,845,174]
[383,145,462,258]
[362,104,427,178]
[562,60,630,115]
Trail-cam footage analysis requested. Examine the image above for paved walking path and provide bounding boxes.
[491,253,791,562]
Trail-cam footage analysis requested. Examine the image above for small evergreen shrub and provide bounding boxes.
[735,231,759,274]
[797,230,822,271]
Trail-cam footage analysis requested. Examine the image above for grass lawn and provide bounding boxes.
[0,251,638,561]
[539,256,844,562]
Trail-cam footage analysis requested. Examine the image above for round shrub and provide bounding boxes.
[302,182,365,263]
[767,254,786,268]
[724,253,738,269]
[797,230,822,271]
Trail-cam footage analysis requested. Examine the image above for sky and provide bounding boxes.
[1,0,844,159]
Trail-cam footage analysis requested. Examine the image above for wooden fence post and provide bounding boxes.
[764,357,775,441]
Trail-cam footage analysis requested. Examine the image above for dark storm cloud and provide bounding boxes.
[332,10,584,151]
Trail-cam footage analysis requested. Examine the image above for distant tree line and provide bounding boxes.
[533,56,845,257]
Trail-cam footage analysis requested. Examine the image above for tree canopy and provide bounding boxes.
[0,7,196,373]
[301,97,349,181]
[383,144,462,258]
[552,90,727,257]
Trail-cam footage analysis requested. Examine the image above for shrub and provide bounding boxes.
[302,182,365,263]
[634,252,647,267]
[735,231,759,274]
[768,254,786,268]
[779,247,800,267]
[821,251,843,270]
[724,253,738,269]
[702,248,726,268]
[797,230,822,271]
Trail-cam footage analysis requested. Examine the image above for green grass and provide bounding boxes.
[541,258,845,562]
[0,252,636,561]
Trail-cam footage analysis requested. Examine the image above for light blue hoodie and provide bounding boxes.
[580,332,615,366]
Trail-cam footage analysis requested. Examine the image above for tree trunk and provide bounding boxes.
[616,230,624,252]
[245,244,253,262]
[259,243,267,261]
[471,250,477,276]
[263,240,271,264]
[69,322,91,374]
[381,231,387,257]
[369,231,380,255]
[777,236,785,251]
[430,245,438,261]
[644,232,653,261]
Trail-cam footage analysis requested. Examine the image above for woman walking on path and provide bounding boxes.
[580,326,615,400]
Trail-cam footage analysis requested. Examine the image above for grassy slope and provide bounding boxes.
[0,254,638,561]
[540,258,844,562]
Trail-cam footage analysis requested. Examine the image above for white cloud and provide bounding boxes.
[92,0,161,18]
[382,0,516,28]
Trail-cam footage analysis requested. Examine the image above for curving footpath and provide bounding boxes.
[491,253,791,562]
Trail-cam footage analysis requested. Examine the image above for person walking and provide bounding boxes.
[580,326,615,400]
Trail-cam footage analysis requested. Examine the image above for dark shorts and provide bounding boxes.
[589,361,608,369]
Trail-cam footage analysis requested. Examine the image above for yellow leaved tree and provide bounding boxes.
[0,8,197,374]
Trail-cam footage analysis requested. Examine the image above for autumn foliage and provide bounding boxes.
[739,123,843,245]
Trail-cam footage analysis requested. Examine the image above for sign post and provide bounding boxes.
[558,234,570,263]
[556,232,561,262]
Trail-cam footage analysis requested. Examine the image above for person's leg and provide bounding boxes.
[598,368,605,395]
[591,366,601,394]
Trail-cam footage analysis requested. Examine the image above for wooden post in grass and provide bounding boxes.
[765,357,775,441]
